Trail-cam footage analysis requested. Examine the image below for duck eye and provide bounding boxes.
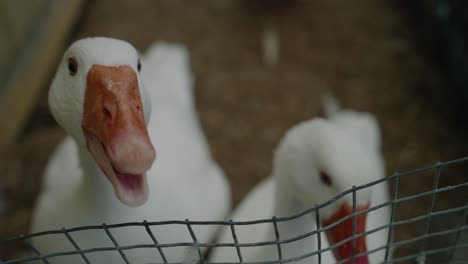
[68,57,78,76]
[137,59,142,72]
[320,172,332,187]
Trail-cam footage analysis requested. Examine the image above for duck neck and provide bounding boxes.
[273,170,302,217]
[271,169,318,259]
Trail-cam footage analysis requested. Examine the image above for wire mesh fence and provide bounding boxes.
[2,157,468,264]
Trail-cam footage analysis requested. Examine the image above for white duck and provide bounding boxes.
[209,97,390,264]
[30,38,231,263]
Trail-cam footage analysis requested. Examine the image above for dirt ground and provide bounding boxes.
[1,0,467,262]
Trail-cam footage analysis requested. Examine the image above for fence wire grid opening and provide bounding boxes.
[2,157,468,264]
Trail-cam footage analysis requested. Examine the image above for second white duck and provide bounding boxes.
[209,98,390,264]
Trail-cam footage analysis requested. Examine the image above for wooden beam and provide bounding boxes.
[0,0,85,147]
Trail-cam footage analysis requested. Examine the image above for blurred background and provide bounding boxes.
[1,0,467,262]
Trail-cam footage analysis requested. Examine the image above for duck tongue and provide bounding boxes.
[115,169,143,190]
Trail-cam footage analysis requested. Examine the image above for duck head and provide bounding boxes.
[49,37,156,207]
[274,119,383,264]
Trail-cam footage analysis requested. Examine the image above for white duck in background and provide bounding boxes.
[30,38,231,263]
[209,96,390,264]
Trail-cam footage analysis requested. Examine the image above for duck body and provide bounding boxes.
[31,40,231,263]
[210,177,333,263]
[209,173,389,264]
[210,99,390,264]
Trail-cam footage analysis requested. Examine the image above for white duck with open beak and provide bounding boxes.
[209,97,390,264]
[30,38,231,263]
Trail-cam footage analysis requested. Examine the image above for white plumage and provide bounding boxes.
[31,38,231,263]
[209,97,390,264]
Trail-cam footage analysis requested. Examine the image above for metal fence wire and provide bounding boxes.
[2,157,468,264]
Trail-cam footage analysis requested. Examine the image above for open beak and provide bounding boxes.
[82,65,156,207]
[322,202,370,264]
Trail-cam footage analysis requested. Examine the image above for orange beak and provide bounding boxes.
[323,202,370,264]
[82,65,156,207]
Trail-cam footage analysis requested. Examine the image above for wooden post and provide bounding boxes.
[0,0,85,147]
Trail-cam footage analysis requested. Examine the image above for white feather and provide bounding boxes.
[261,25,280,68]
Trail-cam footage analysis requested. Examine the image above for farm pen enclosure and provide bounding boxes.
[0,0,467,263]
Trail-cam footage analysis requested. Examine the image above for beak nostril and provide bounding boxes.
[103,107,112,122]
